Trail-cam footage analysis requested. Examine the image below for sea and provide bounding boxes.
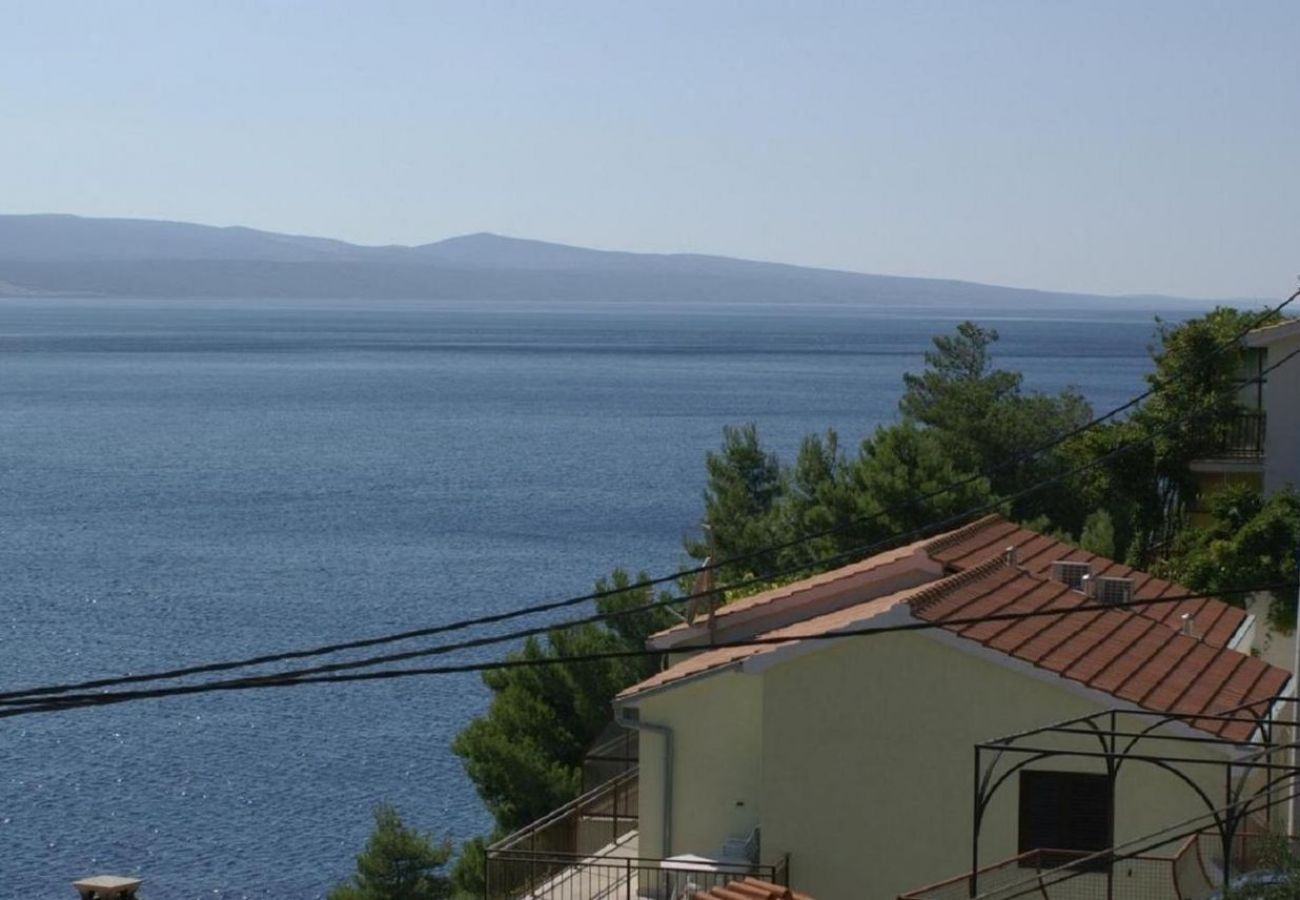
[0,297,1191,898]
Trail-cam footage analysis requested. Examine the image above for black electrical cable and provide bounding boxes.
[4,338,1297,706]
[4,580,1294,719]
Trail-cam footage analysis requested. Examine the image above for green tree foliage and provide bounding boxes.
[1078,509,1117,559]
[1157,485,1300,630]
[769,430,859,570]
[452,570,674,832]
[1057,419,1161,564]
[329,805,452,900]
[898,321,1092,527]
[690,324,1086,578]
[450,569,677,891]
[450,836,486,899]
[1132,307,1281,530]
[687,423,784,579]
[1050,307,1284,565]
[849,422,994,536]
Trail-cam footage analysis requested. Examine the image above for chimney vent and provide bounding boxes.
[1004,545,1018,566]
[73,876,142,900]
[1181,613,1196,638]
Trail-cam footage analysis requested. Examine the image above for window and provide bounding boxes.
[1018,771,1112,868]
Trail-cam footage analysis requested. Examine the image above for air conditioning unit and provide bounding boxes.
[1095,576,1134,606]
[1051,560,1093,591]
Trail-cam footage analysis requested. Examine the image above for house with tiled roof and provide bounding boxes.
[611,515,1292,900]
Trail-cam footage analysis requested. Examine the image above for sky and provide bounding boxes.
[3,0,1297,299]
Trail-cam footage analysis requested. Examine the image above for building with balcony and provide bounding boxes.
[609,516,1291,900]
[1189,317,1300,500]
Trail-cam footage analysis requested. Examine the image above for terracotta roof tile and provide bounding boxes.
[651,516,1247,656]
[923,515,1248,647]
[1141,642,1224,711]
[690,877,813,900]
[909,564,1284,743]
[647,536,934,646]
[622,544,1288,742]
[619,590,908,699]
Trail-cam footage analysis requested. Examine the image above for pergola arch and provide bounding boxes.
[967,696,1299,897]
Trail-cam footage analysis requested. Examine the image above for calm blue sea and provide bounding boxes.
[0,298,1183,898]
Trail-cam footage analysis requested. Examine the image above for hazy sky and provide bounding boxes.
[4,1,1297,298]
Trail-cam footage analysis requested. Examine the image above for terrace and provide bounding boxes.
[484,734,788,900]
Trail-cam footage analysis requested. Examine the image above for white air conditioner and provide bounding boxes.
[1051,560,1093,591]
[1095,576,1134,605]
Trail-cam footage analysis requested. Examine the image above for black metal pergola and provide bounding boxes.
[969,695,1300,897]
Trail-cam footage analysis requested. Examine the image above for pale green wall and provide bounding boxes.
[632,629,1238,900]
[635,670,764,860]
[759,632,1230,900]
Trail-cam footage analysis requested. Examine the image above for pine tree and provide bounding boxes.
[329,805,452,900]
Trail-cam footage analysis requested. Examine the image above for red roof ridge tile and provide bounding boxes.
[908,556,1012,615]
[919,513,1009,557]
[648,535,933,642]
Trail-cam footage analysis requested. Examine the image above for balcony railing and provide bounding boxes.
[1207,411,1266,459]
[896,845,1194,900]
[487,850,786,900]
[897,830,1286,900]
[486,754,790,899]
[486,769,640,899]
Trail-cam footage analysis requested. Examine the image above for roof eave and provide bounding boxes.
[1245,319,1300,347]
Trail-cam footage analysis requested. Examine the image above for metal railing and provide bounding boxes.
[582,730,638,796]
[487,769,639,899]
[491,768,639,856]
[486,851,785,900]
[1208,411,1266,459]
[897,831,1288,900]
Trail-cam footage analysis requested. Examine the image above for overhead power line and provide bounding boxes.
[4,581,1294,719]
[4,335,1298,707]
[5,299,1294,707]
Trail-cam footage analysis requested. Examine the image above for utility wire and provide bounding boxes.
[0,375,1252,706]
[4,581,1294,719]
[5,339,1298,706]
[2,298,1293,704]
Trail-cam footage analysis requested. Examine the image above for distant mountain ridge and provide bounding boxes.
[0,214,1229,307]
